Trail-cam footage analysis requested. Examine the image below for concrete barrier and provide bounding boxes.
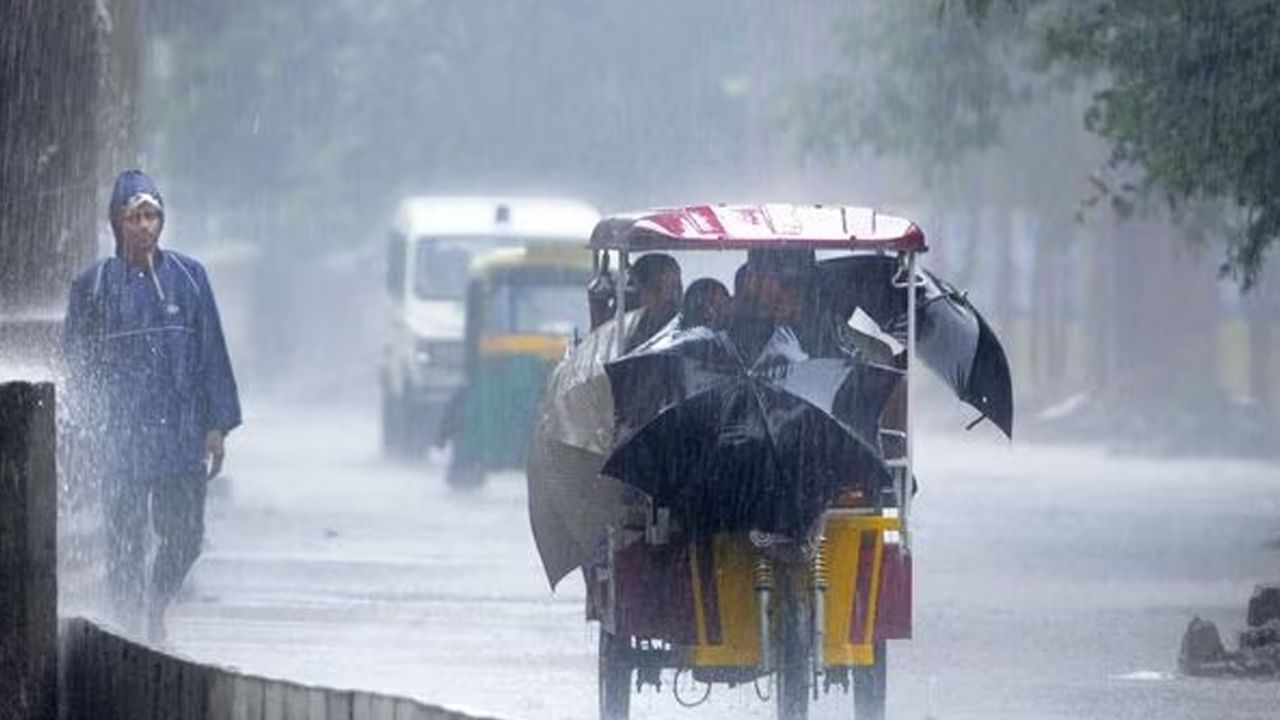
[59,619,508,720]
[0,381,58,720]
[0,378,506,720]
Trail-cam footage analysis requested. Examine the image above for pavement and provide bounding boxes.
[90,398,1280,719]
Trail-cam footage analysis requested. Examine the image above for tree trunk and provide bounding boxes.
[993,207,1014,339]
[1043,233,1066,388]
[100,0,143,177]
[1029,227,1054,396]
[1106,210,1220,443]
[1246,269,1278,425]
[0,0,102,316]
[1086,214,1122,393]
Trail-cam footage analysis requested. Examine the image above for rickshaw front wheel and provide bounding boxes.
[852,640,887,720]
[598,630,632,720]
[775,581,812,720]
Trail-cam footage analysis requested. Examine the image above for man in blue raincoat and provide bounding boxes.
[63,170,242,643]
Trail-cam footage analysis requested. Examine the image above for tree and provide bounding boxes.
[1044,1,1280,288]
[796,1,1100,398]
[1008,0,1280,437]
[144,0,781,254]
[1,1,103,314]
[800,0,1275,450]
[141,1,818,385]
[808,0,1280,287]
[796,1,1034,176]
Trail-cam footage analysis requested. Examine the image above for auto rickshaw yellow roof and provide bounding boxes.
[468,243,593,280]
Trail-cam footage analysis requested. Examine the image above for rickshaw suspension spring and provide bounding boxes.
[811,535,830,590]
[753,557,775,590]
[811,536,830,698]
[754,556,774,673]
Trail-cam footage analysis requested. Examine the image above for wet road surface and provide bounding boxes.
[152,399,1280,719]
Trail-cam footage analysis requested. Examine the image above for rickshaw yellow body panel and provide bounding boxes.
[821,513,898,667]
[689,535,761,666]
[688,512,901,669]
[478,333,568,360]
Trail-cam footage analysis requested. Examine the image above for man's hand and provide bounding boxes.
[205,429,226,480]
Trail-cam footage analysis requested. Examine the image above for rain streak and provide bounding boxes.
[1,3,1278,720]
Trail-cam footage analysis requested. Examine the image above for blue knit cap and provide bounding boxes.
[109,169,164,220]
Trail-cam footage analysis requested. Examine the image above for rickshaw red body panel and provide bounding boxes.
[844,535,914,644]
[873,542,913,641]
[589,204,927,252]
[601,536,913,647]
[613,540,700,644]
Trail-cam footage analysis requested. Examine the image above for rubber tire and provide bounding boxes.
[852,641,887,720]
[401,401,435,461]
[381,389,405,459]
[598,630,632,720]
[776,580,812,720]
[445,458,485,490]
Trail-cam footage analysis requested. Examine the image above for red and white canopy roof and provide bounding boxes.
[589,204,926,252]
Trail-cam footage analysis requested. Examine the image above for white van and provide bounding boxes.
[381,195,600,457]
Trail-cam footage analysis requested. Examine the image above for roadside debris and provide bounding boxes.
[1180,584,1280,678]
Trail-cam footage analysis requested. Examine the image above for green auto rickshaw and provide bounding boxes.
[441,243,593,488]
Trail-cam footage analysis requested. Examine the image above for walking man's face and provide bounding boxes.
[120,204,163,263]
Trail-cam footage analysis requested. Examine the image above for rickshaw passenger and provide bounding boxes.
[807,283,911,486]
[624,253,682,352]
[724,250,816,358]
[678,278,731,330]
[809,285,899,364]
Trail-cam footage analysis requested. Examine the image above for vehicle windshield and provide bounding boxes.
[485,277,589,336]
[414,237,584,300]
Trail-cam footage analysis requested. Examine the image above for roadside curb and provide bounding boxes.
[60,617,513,720]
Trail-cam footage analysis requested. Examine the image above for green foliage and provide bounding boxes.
[146,1,768,255]
[793,0,1074,206]
[798,2,1030,176]
[804,0,1280,286]
[151,0,484,250]
[1044,0,1280,287]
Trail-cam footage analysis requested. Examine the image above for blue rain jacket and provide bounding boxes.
[64,249,242,480]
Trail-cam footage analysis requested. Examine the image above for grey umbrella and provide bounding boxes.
[817,256,1014,437]
[526,311,639,589]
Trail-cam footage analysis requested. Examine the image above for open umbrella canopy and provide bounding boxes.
[602,326,900,540]
[526,433,618,588]
[526,310,638,589]
[817,256,1014,438]
[916,272,1014,437]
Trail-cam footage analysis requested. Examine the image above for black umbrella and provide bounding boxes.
[601,327,901,540]
[816,256,1015,438]
[915,271,1014,437]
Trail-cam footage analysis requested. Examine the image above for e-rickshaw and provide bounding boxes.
[582,205,924,720]
[529,204,1013,720]
[442,243,593,488]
